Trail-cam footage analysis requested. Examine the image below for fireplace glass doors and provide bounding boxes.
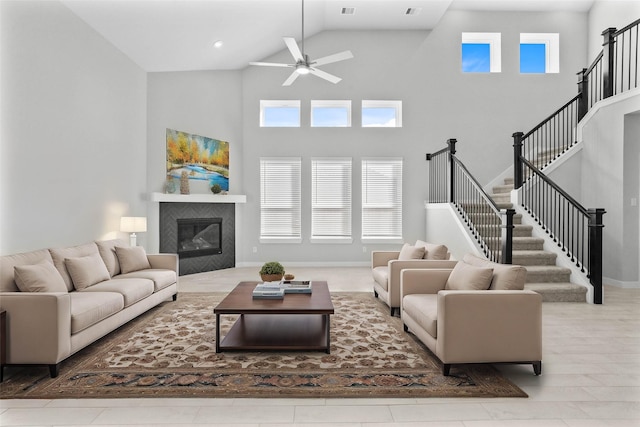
[176,218,222,259]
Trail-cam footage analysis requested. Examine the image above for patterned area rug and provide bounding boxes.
[0,292,526,398]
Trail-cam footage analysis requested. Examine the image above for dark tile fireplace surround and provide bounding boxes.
[159,202,235,275]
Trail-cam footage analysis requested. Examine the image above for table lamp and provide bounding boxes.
[120,216,147,246]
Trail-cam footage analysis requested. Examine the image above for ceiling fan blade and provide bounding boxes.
[309,67,342,84]
[249,61,292,68]
[283,37,304,62]
[282,70,301,86]
[312,50,354,67]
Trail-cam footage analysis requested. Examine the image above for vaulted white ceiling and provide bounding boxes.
[61,0,594,72]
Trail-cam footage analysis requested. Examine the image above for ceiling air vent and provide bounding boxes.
[405,7,422,15]
[341,7,355,15]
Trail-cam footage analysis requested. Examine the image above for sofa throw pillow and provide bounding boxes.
[398,243,425,261]
[14,261,68,293]
[415,240,448,260]
[65,253,111,291]
[462,253,527,290]
[115,246,151,274]
[445,262,494,291]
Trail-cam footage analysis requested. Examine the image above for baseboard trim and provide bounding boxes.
[604,277,640,289]
[236,261,371,268]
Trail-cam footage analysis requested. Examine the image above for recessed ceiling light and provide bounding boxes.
[405,7,422,15]
[213,40,223,48]
[341,7,355,15]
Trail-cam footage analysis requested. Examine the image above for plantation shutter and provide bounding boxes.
[361,158,403,240]
[311,158,352,242]
[260,158,301,241]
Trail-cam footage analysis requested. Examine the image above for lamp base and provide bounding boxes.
[129,233,137,247]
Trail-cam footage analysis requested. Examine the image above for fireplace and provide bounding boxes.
[177,218,222,259]
[159,202,235,275]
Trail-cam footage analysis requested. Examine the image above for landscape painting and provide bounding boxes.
[166,128,229,191]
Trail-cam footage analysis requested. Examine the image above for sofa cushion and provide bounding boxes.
[69,292,124,334]
[1,249,54,292]
[116,269,177,292]
[415,240,448,260]
[65,253,111,291]
[49,242,100,291]
[403,294,438,338]
[13,261,68,293]
[372,266,389,290]
[398,243,425,260]
[96,239,129,277]
[81,278,154,307]
[445,262,494,291]
[462,254,527,290]
[115,246,151,274]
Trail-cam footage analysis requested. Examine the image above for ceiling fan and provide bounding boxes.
[249,0,354,86]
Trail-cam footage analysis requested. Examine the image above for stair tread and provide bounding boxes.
[524,265,572,272]
[512,250,557,256]
[525,282,587,302]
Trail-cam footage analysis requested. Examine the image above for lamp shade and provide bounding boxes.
[120,217,147,233]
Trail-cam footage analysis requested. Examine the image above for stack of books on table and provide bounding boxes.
[252,281,313,299]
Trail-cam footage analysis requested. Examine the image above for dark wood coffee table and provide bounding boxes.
[214,281,334,353]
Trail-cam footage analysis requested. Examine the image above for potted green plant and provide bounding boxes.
[210,183,222,194]
[259,261,285,282]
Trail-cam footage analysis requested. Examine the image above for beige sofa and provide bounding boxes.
[372,240,456,316]
[0,239,178,380]
[400,253,542,376]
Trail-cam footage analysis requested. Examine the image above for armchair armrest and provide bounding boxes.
[371,251,399,268]
[147,253,179,274]
[387,260,457,307]
[400,268,452,297]
[0,292,71,364]
[436,290,542,364]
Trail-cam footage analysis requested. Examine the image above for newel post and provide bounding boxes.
[588,208,606,304]
[447,138,457,203]
[512,132,524,189]
[577,68,589,120]
[602,27,617,99]
[500,208,515,264]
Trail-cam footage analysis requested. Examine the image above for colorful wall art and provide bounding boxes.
[166,128,229,192]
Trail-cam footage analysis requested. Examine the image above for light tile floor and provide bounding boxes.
[1,267,639,426]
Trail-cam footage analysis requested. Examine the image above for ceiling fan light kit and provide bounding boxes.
[249,0,353,86]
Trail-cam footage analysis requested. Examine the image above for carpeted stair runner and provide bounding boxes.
[490,177,586,302]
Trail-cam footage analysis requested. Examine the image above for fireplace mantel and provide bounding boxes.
[150,192,246,204]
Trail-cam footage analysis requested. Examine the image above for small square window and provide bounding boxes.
[461,33,501,73]
[520,33,559,74]
[520,44,546,73]
[311,100,351,127]
[362,100,402,127]
[260,100,300,127]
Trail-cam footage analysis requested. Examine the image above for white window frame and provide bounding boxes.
[520,33,560,73]
[461,32,502,73]
[310,158,353,243]
[260,100,301,127]
[361,158,403,243]
[361,100,403,128]
[259,157,302,243]
[311,100,352,127]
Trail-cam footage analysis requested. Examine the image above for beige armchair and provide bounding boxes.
[400,254,542,376]
[372,240,455,316]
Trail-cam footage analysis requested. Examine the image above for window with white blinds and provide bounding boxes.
[311,158,352,243]
[361,158,403,241]
[260,158,302,242]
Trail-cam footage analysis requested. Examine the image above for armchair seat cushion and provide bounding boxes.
[372,266,389,291]
[403,294,438,338]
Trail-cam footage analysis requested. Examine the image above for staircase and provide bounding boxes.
[490,177,587,302]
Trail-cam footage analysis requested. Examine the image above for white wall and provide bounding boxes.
[0,0,147,254]
[579,91,640,285]
[238,10,587,265]
[145,71,243,253]
[588,1,640,61]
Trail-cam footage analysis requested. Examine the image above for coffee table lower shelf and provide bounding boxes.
[216,314,331,353]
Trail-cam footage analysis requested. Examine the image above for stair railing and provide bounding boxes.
[427,139,515,264]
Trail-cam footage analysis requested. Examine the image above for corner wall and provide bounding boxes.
[0,0,147,254]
